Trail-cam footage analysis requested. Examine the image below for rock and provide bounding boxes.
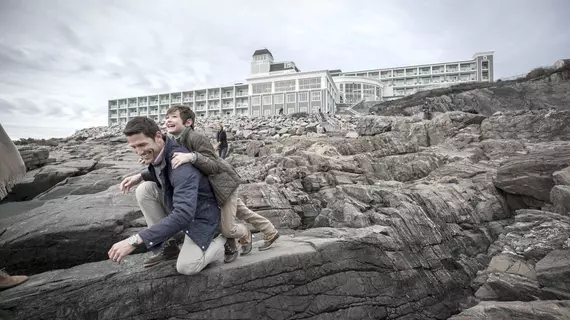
[313,202,369,228]
[449,300,570,319]
[481,110,570,141]
[371,67,570,117]
[0,227,480,320]
[494,146,570,201]
[536,249,570,299]
[238,183,301,229]
[17,146,50,171]
[475,254,540,301]
[345,131,359,139]
[0,186,142,275]
[553,166,570,186]
[4,159,98,201]
[551,185,570,215]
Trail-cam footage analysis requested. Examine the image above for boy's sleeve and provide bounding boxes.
[185,131,222,176]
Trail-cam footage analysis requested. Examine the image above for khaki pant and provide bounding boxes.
[135,181,225,275]
[220,189,277,239]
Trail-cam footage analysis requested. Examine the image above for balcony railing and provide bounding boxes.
[209,96,220,100]
[183,97,192,102]
[129,112,138,116]
[119,104,127,108]
[139,102,147,106]
[446,69,458,73]
[160,100,169,104]
[109,105,118,109]
[150,101,158,106]
[171,99,181,103]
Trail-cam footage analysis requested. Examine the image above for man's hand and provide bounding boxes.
[171,152,196,169]
[108,235,140,263]
[119,173,143,194]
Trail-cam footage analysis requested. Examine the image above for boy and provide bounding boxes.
[164,106,280,261]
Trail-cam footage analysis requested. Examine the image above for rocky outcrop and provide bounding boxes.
[17,146,50,171]
[370,67,570,117]
[2,72,570,319]
[449,300,570,319]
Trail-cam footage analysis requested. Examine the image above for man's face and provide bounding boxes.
[127,132,164,164]
[164,111,187,135]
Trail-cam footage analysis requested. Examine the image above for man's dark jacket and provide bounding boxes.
[138,137,220,252]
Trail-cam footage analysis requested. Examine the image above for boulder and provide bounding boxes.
[4,159,98,201]
[536,249,570,299]
[238,183,301,229]
[17,146,50,171]
[551,185,570,215]
[449,300,570,319]
[494,147,570,201]
[0,227,481,320]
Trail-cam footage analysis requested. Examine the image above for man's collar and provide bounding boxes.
[152,145,166,166]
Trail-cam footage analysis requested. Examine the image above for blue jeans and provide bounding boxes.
[219,146,228,159]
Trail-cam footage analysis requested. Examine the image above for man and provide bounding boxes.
[215,124,228,159]
[108,117,224,274]
[164,106,280,260]
[0,123,29,290]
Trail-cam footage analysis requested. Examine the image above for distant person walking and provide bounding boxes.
[0,123,29,290]
[215,124,228,159]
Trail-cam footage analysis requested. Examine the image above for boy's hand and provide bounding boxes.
[172,152,196,169]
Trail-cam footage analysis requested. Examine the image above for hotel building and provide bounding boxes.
[108,49,494,125]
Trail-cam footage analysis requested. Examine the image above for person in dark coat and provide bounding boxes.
[109,117,224,274]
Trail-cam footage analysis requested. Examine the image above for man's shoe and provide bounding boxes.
[224,238,239,263]
[143,240,180,268]
[239,230,253,256]
[258,231,280,251]
[0,269,28,291]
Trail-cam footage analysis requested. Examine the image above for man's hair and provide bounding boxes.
[166,105,195,128]
[123,116,161,138]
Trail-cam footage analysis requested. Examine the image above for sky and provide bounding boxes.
[0,0,569,139]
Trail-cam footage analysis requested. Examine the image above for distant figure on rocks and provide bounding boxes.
[215,123,228,159]
[110,117,225,275]
[163,106,280,262]
[0,123,29,290]
[279,107,283,115]
[422,103,433,120]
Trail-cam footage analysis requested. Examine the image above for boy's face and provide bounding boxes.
[164,111,186,135]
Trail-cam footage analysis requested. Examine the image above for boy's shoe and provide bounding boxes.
[143,239,180,268]
[258,231,280,251]
[224,238,239,263]
[239,230,253,256]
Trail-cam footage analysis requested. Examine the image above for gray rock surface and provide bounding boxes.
[2,71,570,319]
[449,300,570,319]
[17,146,50,170]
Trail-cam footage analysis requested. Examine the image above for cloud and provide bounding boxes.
[0,0,569,139]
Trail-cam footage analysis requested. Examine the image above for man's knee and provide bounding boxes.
[135,181,156,202]
[176,259,205,275]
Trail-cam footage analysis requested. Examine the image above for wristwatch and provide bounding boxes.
[128,235,140,247]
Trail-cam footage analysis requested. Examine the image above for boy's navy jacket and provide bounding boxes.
[139,137,220,252]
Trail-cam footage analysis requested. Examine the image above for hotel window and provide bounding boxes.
[252,82,272,94]
[286,93,296,103]
[274,94,284,104]
[251,96,261,106]
[298,77,321,90]
[311,91,321,101]
[299,92,308,102]
[263,95,272,105]
[274,80,296,92]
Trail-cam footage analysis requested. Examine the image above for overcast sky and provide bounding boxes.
[1,0,568,139]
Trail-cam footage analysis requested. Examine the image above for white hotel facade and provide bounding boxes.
[108,49,494,125]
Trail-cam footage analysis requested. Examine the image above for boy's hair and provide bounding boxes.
[123,116,160,139]
[166,105,195,128]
